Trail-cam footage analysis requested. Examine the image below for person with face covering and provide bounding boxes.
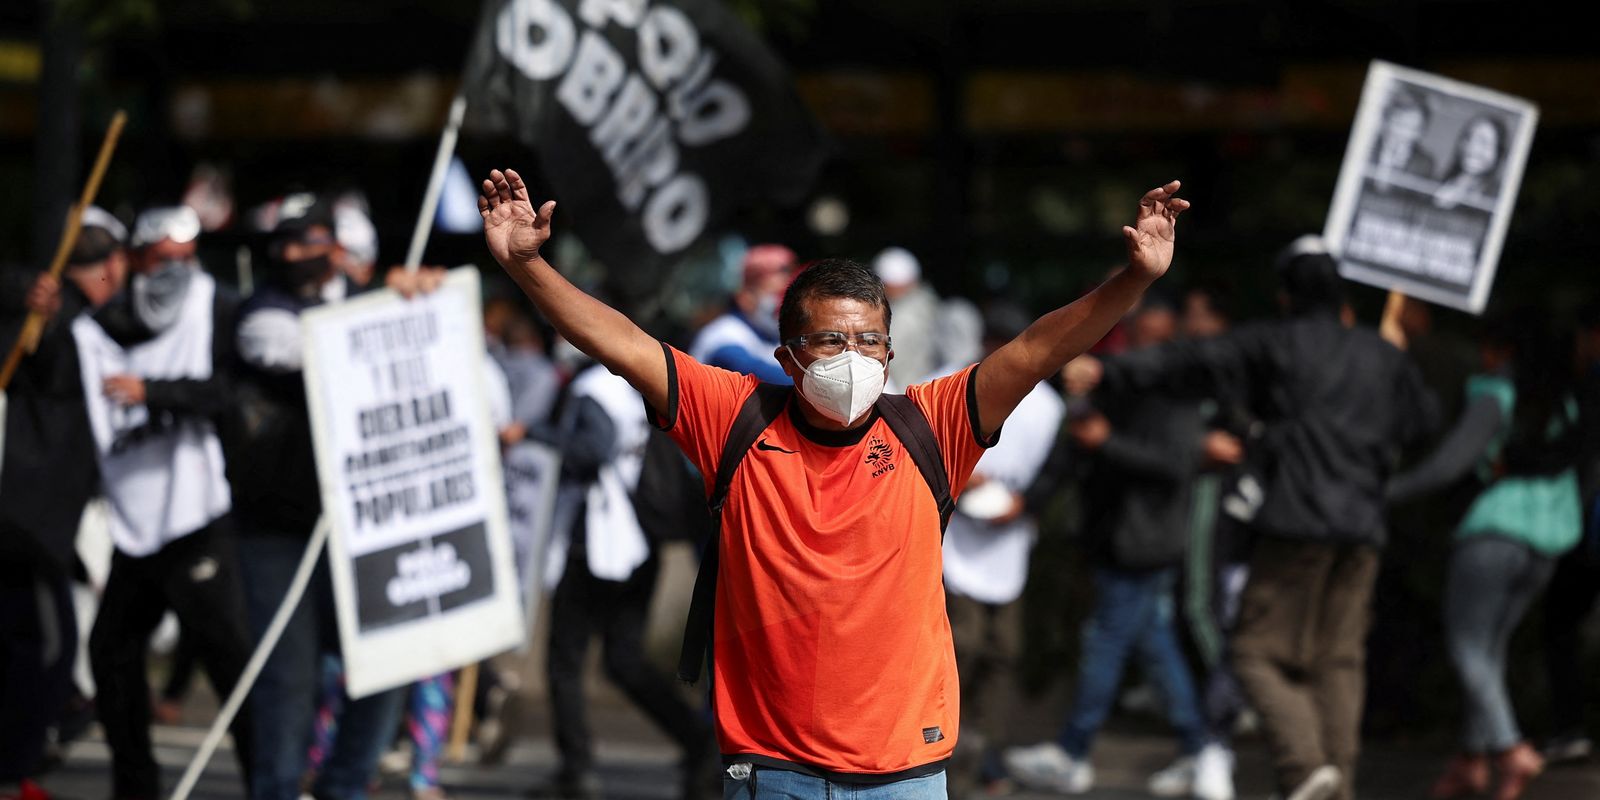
[70,204,256,799]
[0,208,128,800]
[477,167,1187,800]
[228,193,445,800]
[688,243,797,384]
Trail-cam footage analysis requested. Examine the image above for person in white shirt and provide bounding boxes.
[688,243,796,384]
[76,205,254,799]
[941,303,1067,797]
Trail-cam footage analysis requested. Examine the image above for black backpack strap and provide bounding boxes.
[875,393,955,535]
[677,383,791,684]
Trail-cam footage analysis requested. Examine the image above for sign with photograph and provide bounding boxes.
[302,267,524,698]
[1324,60,1538,314]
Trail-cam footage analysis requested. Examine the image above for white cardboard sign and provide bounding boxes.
[1324,60,1538,314]
[302,267,524,697]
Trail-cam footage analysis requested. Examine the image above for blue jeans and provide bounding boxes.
[1058,566,1209,757]
[1445,536,1555,753]
[722,767,945,799]
[239,532,407,800]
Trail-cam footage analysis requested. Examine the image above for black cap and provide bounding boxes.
[272,192,335,242]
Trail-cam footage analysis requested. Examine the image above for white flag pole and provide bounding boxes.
[169,516,332,800]
[404,93,469,273]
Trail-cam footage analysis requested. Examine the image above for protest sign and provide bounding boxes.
[463,0,826,286]
[1324,60,1538,314]
[302,267,523,698]
[502,439,562,622]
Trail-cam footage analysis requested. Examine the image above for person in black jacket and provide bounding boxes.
[1005,298,1228,799]
[0,210,125,800]
[230,195,445,800]
[1061,236,1440,800]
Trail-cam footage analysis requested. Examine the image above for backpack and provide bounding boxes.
[631,427,714,545]
[676,384,954,683]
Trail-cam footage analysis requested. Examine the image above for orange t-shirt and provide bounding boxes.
[654,345,994,781]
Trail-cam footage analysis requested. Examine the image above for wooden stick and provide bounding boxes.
[1379,289,1409,350]
[447,662,480,763]
[0,110,127,391]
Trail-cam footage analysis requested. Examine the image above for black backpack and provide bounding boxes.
[631,427,714,545]
[676,384,955,683]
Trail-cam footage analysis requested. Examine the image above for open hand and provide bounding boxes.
[479,168,555,269]
[1124,181,1189,281]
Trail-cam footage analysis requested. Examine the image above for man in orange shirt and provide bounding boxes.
[477,167,1187,799]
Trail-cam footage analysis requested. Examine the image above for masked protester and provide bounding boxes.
[229,193,443,800]
[70,204,255,799]
[479,167,1187,800]
[688,243,796,383]
[0,208,128,800]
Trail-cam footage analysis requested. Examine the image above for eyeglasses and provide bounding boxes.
[784,331,891,358]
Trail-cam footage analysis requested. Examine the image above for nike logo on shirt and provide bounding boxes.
[756,439,798,454]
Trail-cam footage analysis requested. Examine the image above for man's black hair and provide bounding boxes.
[1482,305,1578,476]
[778,258,891,342]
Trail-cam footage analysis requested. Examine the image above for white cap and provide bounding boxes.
[80,205,128,244]
[872,246,921,287]
[334,204,378,266]
[131,205,202,249]
[1274,233,1330,271]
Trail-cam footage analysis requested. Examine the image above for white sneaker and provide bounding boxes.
[1192,745,1236,800]
[1277,766,1339,800]
[1543,734,1594,764]
[1146,755,1196,797]
[1002,742,1094,794]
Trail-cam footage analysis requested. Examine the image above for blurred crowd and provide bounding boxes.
[2,191,1599,800]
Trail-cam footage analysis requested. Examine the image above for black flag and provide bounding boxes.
[464,0,827,279]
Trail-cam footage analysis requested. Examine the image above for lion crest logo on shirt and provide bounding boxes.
[865,436,896,477]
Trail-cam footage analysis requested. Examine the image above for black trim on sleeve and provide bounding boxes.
[966,362,1001,449]
[647,341,680,431]
[726,754,950,786]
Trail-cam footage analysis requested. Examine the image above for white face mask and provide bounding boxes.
[789,348,886,426]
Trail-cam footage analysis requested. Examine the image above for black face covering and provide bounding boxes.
[283,253,334,296]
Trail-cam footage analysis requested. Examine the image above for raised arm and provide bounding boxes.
[973,181,1189,437]
[479,169,668,413]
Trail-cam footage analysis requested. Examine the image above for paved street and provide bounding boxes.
[40,703,1600,800]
